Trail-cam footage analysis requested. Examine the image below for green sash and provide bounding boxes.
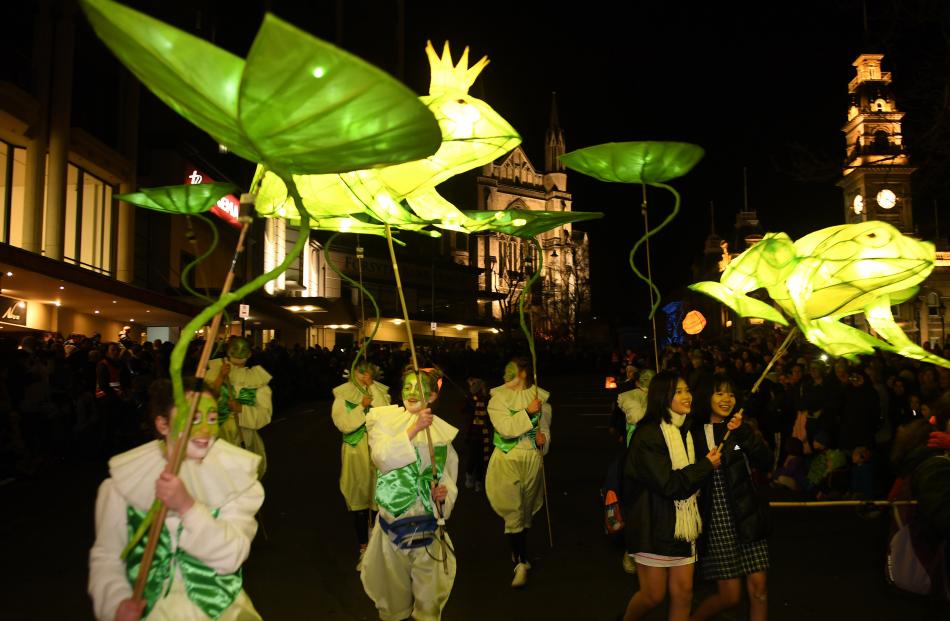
[217,386,257,422]
[626,422,636,447]
[375,445,448,517]
[493,409,540,453]
[341,400,368,446]
[125,506,242,619]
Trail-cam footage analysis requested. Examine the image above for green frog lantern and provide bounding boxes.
[690,221,950,367]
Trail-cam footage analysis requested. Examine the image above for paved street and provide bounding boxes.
[0,372,937,620]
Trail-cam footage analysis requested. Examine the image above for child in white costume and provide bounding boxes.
[89,379,264,621]
[205,338,272,478]
[331,361,391,563]
[617,369,655,447]
[360,369,459,621]
[485,357,552,588]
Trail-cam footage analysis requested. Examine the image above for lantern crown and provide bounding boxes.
[425,40,489,96]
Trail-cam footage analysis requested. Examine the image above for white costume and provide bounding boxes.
[331,380,390,511]
[618,385,648,446]
[88,440,264,621]
[360,404,459,621]
[484,384,552,534]
[205,358,272,477]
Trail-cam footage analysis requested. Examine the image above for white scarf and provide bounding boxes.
[658,409,702,542]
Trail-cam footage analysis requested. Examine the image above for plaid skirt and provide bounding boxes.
[700,468,769,580]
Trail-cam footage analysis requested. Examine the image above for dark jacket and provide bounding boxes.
[623,417,714,557]
[697,421,773,549]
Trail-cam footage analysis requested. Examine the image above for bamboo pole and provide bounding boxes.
[716,327,798,453]
[770,500,917,507]
[132,221,250,601]
[520,237,553,548]
[384,224,449,574]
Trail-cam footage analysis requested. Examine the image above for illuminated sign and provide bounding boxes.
[184,166,242,228]
[0,295,27,327]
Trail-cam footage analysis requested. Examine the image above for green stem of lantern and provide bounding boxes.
[518,236,553,547]
[325,232,381,395]
[518,237,543,388]
[124,177,310,564]
[628,182,681,320]
[181,213,231,358]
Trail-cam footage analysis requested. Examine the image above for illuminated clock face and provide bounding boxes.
[852,194,864,214]
[877,189,897,209]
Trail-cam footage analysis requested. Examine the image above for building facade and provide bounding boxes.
[471,96,591,338]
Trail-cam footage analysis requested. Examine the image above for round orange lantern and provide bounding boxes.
[682,310,707,335]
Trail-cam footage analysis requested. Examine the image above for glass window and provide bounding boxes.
[0,142,7,242]
[8,146,26,248]
[75,168,115,275]
[64,164,79,260]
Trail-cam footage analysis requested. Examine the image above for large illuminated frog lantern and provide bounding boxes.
[690,221,950,367]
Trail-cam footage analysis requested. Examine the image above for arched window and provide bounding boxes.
[873,130,890,150]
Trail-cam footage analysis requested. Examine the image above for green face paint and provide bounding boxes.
[191,393,220,439]
[503,361,518,383]
[402,373,426,405]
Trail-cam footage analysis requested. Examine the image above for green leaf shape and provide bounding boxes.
[689,281,788,326]
[81,0,440,174]
[239,15,441,173]
[116,183,239,215]
[560,141,704,184]
[458,208,603,238]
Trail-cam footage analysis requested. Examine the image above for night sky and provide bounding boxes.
[92,1,950,327]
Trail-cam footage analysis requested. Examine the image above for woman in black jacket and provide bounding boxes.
[621,371,723,621]
[690,374,772,621]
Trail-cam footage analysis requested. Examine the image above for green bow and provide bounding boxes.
[125,506,242,619]
[217,386,258,422]
[375,445,447,517]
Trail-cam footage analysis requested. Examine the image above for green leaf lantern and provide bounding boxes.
[561,141,704,323]
[116,183,239,215]
[690,221,950,367]
[81,0,441,175]
[459,208,603,238]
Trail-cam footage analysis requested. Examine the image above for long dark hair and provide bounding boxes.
[692,373,739,423]
[642,370,687,425]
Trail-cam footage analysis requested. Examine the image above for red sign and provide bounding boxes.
[184,166,242,228]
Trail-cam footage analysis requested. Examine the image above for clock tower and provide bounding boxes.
[837,54,915,231]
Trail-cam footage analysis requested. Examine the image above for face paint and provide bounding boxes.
[402,373,427,412]
[503,361,518,383]
[186,393,219,460]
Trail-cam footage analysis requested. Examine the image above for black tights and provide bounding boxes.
[352,510,374,546]
[507,528,529,564]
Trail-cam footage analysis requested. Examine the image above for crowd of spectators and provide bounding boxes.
[0,330,610,482]
[610,331,950,502]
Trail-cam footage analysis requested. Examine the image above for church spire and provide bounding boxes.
[545,91,565,172]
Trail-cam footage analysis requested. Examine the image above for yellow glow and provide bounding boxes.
[454,324,465,330]
[425,41,489,96]
[512,218,527,227]
[289,305,302,312]
[328,324,339,329]
[312,66,326,78]
[339,218,354,232]
[340,324,352,329]
[303,305,315,311]
[392,318,404,325]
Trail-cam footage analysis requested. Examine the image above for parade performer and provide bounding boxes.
[618,369,655,447]
[360,368,459,621]
[621,371,722,621]
[88,378,264,621]
[485,356,552,588]
[331,361,391,568]
[690,374,771,621]
[206,338,272,478]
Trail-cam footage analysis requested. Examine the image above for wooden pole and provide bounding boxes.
[132,222,250,601]
[716,327,798,453]
[384,224,449,574]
